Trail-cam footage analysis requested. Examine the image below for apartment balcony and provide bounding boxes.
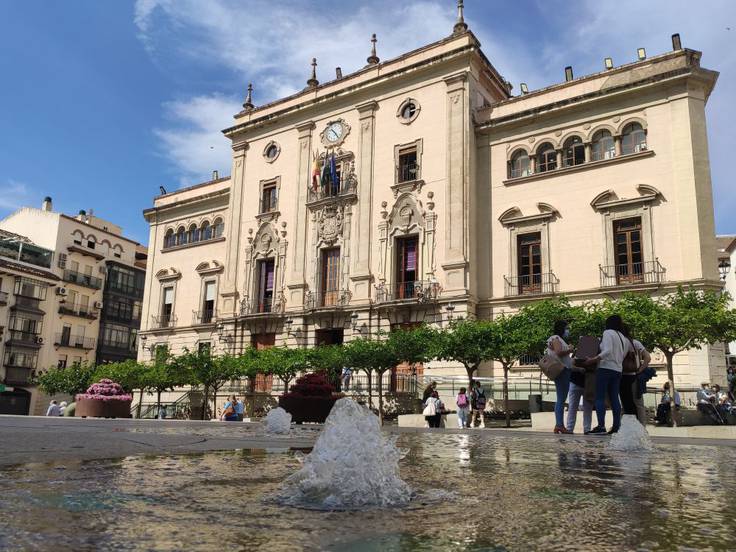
[0,291,8,305]
[11,295,44,314]
[62,269,102,290]
[4,366,33,386]
[6,330,44,348]
[192,309,216,325]
[374,280,441,305]
[504,272,559,297]
[305,178,358,207]
[151,314,177,329]
[103,311,140,325]
[239,293,286,317]
[99,340,136,355]
[599,260,666,288]
[54,333,95,350]
[58,305,98,320]
[305,289,352,310]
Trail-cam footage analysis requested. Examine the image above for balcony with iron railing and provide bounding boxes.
[239,293,286,316]
[104,309,140,325]
[599,260,666,288]
[504,272,559,297]
[3,366,33,385]
[107,280,145,299]
[151,313,177,329]
[306,178,358,206]
[58,304,98,320]
[54,333,95,350]
[11,295,44,314]
[193,308,215,325]
[6,330,43,348]
[99,338,137,354]
[305,289,352,310]
[375,280,441,304]
[62,269,102,290]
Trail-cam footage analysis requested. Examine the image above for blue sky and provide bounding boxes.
[1,0,735,244]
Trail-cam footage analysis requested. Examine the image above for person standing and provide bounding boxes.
[585,315,632,435]
[423,391,443,428]
[566,364,593,435]
[727,366,736,401]
[341,366,352,392]
[45,400,61,416]
[221,395,239,422]
[456,387,470,428]
[548,320,574,434]
[470,380,486,429]
[619,325,651,425]
[656,382,680,425]
[59,401,68,416]
[422,381,438,402]
[234,396,245,421]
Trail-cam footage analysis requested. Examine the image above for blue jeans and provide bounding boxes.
[554,368,571,427]
[595,368,622,430]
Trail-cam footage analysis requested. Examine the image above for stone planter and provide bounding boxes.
[278,395,337,424]
[75,398,132,418]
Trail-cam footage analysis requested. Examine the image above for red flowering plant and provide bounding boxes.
[76,379,133,403]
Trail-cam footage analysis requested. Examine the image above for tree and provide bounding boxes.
[94,360,149,418]
[307,345,347,390]
[33,361,97,397]
[344,337,401,423]
[388,326,438,393]
[436,319,496,390]
[178,348,238,419]
[143,346,191,416]
[613,288,736,425]
[269,347,309,390]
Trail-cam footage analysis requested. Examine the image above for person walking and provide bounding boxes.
[727,366,736,401]
[585,315,633,435]
[45,400,61,416]
[456,387,470,428]
[548,320,574,434]
[234,395,245,421]
[423,391,443,428]
[470,380,486,428]
[619,325,652,425]
[221,395,240,422]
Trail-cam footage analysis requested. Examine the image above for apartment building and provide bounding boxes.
[139,8,724,388]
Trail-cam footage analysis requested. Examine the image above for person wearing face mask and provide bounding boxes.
[547,320,574,434]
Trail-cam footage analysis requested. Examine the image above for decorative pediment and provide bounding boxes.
[248,222,279,258]
[155,268,181,282]
[498,203,559,226]
[591,185,663,211]
[388,193,423,235]
[195,261,224,275]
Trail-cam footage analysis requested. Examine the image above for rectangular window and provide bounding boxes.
[161,286,174,325]
[395,236,419,299]
[58,354,67,368]
[15,277,48,300]
[517,232,542,294]
[67,289,78,307]
[80,294,89,313]
[256,259,275,312]
[198,341,211,354]
[613,217,643,284]
[61,324,72,346]
[57,253,67,269]
[320,248,340,306]
[71,260,79,273]
[398,146,418,183]
[202,281,216,322]
[260,182,278,213]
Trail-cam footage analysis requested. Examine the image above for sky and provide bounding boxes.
[1,0,735,245]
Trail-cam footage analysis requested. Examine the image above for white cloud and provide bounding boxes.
[0,180,33,212]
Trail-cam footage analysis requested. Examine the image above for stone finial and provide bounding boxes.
[307,58,319,88]
[453,0,468,34]
[243,83,254,111]
[366,33,380,65]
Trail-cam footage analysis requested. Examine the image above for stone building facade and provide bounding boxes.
[139,15,724,388]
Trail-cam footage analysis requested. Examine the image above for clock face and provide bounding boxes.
[325,122,343,143]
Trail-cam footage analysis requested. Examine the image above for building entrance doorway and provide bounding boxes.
[0,388,31,415]
[315,328,344,346]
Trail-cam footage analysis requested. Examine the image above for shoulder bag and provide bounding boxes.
[539,353,565,381]
[619,333,639,374]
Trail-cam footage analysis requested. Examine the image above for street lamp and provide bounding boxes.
[445,303,455,326]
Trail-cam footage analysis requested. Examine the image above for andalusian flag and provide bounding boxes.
[311,151,320,190]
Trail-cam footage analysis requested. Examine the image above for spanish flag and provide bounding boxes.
[311,151,320,190]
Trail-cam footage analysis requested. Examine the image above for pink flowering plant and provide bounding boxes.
[76,379,133,402]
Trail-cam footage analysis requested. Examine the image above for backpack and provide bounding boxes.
[457,393,468,408]
[474,388,487,409]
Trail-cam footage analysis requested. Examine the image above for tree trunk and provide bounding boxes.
[504,364,511,428]
[136,388,143,418]
[377,370,384,425]
[466,365,475,391]
[366,370,373,410]
[666,351,678,428]
[202,386,209,420]
[156,390,162,417]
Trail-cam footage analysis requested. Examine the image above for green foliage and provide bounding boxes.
[93,360,147,393]
[387,325,439,365]
[34,361,97,396]
[178,347,233,390]
[307,344,346,381]
[435,319,496,384]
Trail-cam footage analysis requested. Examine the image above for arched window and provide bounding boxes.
[176,227,186,246]
[536,143,557,173]
[164,229,175,249]
[508,150,531,178]
[563,136,585,167]
[621,123,647,155]
[213,218,224,238]
[201,221,212,241]
[188,224,200,244]
[591,130,615,161]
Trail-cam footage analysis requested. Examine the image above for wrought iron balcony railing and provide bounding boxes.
[54,333,95,350]
[4,366,33,385]
[599,260,666,288]
[59,305,98,320]
[193,309,215,325]
[151,313,177,329]
[305,289,352,310]
[239,293,286,316]
[62,269,102,290]
[6,330,43,347]
[375,280,440,304]
[12,295,44,312]
[504,272,559,297]
[397,162,419,183]
[306,178,358,204]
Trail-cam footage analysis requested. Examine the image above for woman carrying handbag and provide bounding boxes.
[546,320,574,434]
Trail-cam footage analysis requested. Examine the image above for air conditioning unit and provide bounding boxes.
[36,336,44,345]
[94,301,104,309]
[56,287,68,297]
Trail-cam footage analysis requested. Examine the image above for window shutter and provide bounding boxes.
[58,253,67,269]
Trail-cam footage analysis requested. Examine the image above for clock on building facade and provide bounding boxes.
[320,119,351,148]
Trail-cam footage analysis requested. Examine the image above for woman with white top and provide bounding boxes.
[585,315,633,435]
[547,320,574,434]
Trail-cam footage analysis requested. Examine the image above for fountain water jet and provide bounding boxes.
[608,414,653,452]
[277,398,411,510]
[264,407,292,434]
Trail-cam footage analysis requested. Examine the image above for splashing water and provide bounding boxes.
[264,407,292,434]
[608,415,653,452]
[276,398,412,510]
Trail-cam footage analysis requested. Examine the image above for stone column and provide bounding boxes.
[614,135,622,157]
[350,101,378,304]
[555,149,563,169]
[442,73,469,293]
[287,121,315,309]
[530,154,537,174]
[584,143,592,163]
[220,140,248,316]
